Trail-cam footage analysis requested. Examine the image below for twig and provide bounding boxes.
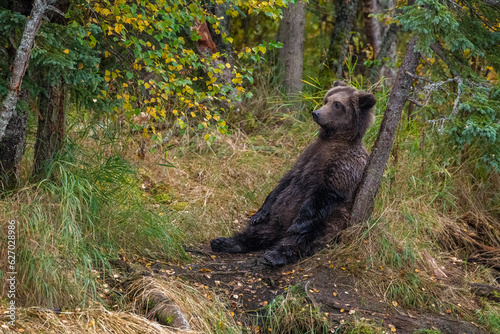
[303,279,319,308]
[422,249,448,280]
[406,71,433,84]
[46,5,64,16]
[408,98,424,107]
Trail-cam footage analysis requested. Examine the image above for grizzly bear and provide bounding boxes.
[211,81,376,266]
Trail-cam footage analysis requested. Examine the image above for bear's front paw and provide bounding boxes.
[250,210,269,225]
[264,250,295,267]
[210,237,244,253]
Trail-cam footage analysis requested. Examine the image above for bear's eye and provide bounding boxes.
[333,102,342,110]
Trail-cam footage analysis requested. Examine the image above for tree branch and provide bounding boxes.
[0,0,55,141]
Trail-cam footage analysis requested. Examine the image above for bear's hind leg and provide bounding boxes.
[211,223,279,253]
[263,236,307,266]
[210,224,280,253]
[210,237,245,253]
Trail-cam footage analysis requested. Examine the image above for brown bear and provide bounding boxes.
[211,81,376,266]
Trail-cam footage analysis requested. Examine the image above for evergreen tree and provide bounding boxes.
[398,0,500,172]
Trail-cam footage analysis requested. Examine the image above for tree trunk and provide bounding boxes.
[369,22,399,83]
[350,36,420,225]
[0,97,27,191]
[0,0,51,142]
[32,81,66,180]
[277,0,306,96]
[193,19,235,108]
[208,4,233,57]
[362,0,382,56]
[324,0,359,79]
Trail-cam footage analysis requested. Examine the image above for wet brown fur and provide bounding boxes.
[211,81,377,266]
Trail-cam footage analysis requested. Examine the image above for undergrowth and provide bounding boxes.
[0,132,186,308]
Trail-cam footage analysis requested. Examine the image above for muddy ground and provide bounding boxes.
[112,245,490,334]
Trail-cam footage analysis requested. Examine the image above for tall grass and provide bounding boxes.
[0,131,186,308]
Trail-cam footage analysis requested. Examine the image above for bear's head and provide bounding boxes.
[312,81,376,141]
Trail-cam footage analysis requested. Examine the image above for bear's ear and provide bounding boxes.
[358,92,376,111]
[333,81,347,87]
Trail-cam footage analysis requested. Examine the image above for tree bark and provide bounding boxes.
[324,0,359,78]
[369,22,399,82]
[0,0,52,142]
[32,81,66,180]
[208,3,233,57]
[362,0,382,56]
[0,98,27,191]
[350,36,420,225]
[277,0,306,96]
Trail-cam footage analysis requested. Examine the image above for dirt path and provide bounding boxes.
[127,246,489,334]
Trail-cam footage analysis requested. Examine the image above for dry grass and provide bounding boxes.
[0,306,174,334]
[126,116,317,244]
[0,275,240,333]
[126,275,239,333]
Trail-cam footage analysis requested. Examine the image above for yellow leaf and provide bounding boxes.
[115,24,124,34]
[204,134,210,141]
[104,76,111,82]
[105,70,110,76]
[190,112,196,117]
[144,82,151,89]
[78,63,83,69]
[63,49,69,54]
[392,301,398,307]
[123,83,128,87]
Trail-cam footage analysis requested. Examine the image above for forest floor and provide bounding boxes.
[107,245,491,334]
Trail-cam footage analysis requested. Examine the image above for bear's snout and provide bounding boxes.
[312,110,320,123]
